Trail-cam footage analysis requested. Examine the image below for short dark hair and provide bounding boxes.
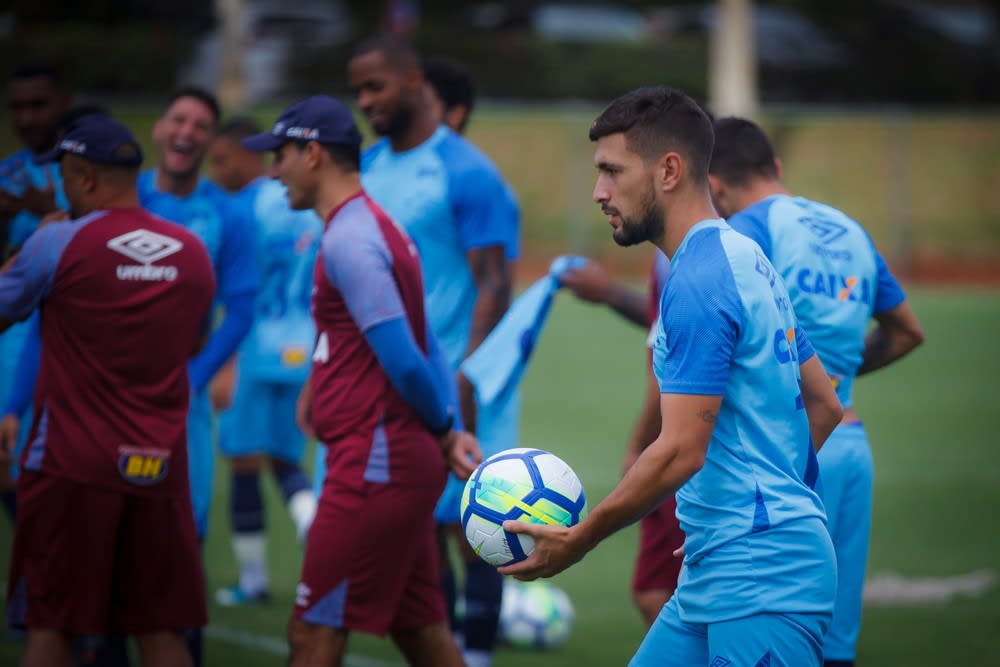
[589,87,714,184]
[423,56,475,113]
[351,33,420,71]
[709,117,779,187]
[166,85,221,124]
[215,116,262,141]
[322,142,360,173]
[7,63,62,88]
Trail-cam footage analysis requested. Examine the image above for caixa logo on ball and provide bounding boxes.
[118,445,170,485]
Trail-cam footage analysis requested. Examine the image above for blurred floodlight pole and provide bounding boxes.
[709,0,759,118]
[218,0,248,109]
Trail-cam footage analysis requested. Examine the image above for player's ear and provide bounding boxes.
[774,157,783,180]
[659,152,683,193]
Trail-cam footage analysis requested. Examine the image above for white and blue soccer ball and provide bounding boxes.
[500,579,575,650]
[460,447,587,567]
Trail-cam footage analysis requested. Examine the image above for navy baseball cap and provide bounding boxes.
[243,95,362,153]
[34,114,144,167]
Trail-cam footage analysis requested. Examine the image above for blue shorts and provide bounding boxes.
[187,390,214,540]
[433,389,520,523]
[218,378,306,464]
[816,422,873,661]
[630,597,826,667]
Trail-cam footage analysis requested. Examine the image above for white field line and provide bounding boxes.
[205,625,403,667]
[863,569,996,606]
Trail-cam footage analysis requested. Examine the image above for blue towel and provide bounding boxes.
[461,255,586,406]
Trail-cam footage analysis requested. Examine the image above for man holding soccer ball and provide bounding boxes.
[243,94,481,667]
[501,87,845,667]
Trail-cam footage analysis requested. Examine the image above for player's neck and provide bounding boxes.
[389,111,438,153]
[155,167,200,197]
[315,172,363,223]
[89,188,142,213]
[738,180,789,212]
[658,191,720,260]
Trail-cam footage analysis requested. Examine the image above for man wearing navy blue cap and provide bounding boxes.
[244,95,480,667]
[0,113,215,667]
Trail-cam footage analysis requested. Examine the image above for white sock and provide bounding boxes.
[462,649,492,667]
[233,532,268,593]
[288,489,317,542]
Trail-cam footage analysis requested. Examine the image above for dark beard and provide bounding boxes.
[375,103,415,140]
[613,193,663,247]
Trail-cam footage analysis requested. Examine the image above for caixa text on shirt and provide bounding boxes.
[118,445,170,485]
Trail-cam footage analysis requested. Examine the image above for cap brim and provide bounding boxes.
[33,148,64,165]
[242,133,286,152]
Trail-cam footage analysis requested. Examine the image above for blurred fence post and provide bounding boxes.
[217,0,247,110]
[709,0,758,118]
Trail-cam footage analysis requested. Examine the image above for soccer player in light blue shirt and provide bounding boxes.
[348,36,519,667]
[207,118,322,606]
[501,87,845,667]
[0,64,70,520]
[138,88,257,667]
[709,117,925,667]
[139,90,258,562]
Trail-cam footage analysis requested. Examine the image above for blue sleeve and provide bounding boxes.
[443,142,520,256]
[3,311,40,417]
[188,292,253,391]
[657,245,743,395]
[321,220,406,333]
[427,319,463,431]
[0,221,78,322]
[795,325,816,364]
[186,197,259,391]
[726,208,773,259]
[364,318,452,433]
[872,250,906,314]
[215,194,260,302]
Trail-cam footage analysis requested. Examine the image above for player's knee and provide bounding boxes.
[632,589,671,625]
[286,618,315,655]
[229,454,264,473]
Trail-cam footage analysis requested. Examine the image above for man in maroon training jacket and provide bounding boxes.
[0,113,216,667]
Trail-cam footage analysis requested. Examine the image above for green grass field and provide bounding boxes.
[1,286,998,665]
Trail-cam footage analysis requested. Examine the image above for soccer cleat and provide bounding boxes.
[214,585,271,607]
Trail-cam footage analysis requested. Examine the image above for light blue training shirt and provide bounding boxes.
[231,177,322,384]
[652,219,835,624]
[360,126,520,371]
[726,195,906,408]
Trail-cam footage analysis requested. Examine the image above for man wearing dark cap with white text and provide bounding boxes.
[0,114,216,667]
[244,95,481,667]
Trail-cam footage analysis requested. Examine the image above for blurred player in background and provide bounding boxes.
[562,251,685,626]
[709,117,925,667]
[502,87,845,667]
[0,64,71,522]
[423,56,475,135]
[206,118,320,606]
[243,94,481,667]
[0,112,214,667]
[138,86,258,666]
[348,36,519,667]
